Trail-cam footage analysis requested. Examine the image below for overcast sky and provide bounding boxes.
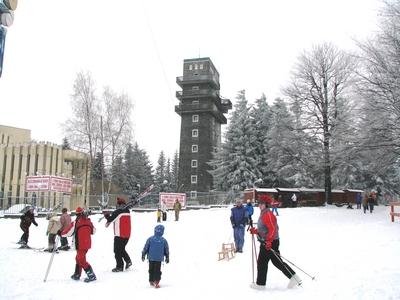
[0,0,381,164]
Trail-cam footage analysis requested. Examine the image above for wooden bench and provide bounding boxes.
[390,202,400,222]
[218,243,236,261]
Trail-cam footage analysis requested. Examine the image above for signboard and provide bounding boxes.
[159,193,186,209]
[25,176,73,194]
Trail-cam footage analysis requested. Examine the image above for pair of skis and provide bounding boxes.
[98,184,155,223]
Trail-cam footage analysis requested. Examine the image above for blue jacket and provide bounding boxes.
[246,203,254,217]
[230,205,248,227]
[142,225,169,262]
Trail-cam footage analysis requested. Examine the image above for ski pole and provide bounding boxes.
[43,235,60,282]
[270,249,302,287]
[271,249,316,280]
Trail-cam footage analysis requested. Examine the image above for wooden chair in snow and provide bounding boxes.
[218,242,236,261]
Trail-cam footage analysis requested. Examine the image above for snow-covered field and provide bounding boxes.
[1,205,399,300]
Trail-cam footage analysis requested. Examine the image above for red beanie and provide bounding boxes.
[258,194,272,205]
[117,197,126,205]
[75,207,84,214]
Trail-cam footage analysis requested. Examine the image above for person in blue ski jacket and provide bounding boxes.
[230,199,248,253]
[141,224,169,288]
[245,199,254,226]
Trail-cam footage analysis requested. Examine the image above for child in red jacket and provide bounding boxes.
[62,207,96,282]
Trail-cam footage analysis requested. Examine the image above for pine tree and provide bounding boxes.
[61,137,71,150]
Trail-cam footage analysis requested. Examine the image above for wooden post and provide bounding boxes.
[391,204,395,223]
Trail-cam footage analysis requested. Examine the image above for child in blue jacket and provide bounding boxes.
[142,224,169,288]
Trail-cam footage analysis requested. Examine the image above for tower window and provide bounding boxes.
[192,129,198,138]
[189,64,193,70]
[192,115,199,122]
[190,191,197,199]
[192,145,198,152]
[192,100,199,104]
[192,86,199,90]
[195,64,198,70]
[191,160,198,168]
[191,175,197,184]
[200,64,204,70]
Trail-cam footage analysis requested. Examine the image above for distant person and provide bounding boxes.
[271,197,280,216]
[368,193,375,213]
[291,193,297,207]
[45,212,61,252]
[104,197,132,272]
[173,199,182,221]
[161,200,168,221]
[250,195,301,290]
[156,208,162,223]
[62,207,96,282]
[245,199,254,227]
[362,194,369,214]
[142,224,170,288]
[58,208,72,250]
[230,199,248,253]
[18,206,38,248]
[356,193,362,209]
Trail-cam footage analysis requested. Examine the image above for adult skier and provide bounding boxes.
[103,197,133,272]
[230,199,248,253]
[250,195,301,289]
[62,207,97,282]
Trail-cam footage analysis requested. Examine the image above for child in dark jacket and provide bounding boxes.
[19,206,38,247]
[141,224,169,288]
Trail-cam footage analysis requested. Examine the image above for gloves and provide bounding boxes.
[141,255,145,262]
[265,241,272,250]
[249,227,258,235]
[232,224,235,228]
[165,256,169,264]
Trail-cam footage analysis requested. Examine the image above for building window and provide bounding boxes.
[200,64,203,70]
[191,175,197,184]
[192,115,199,122]
[189,64,193,70]
[192,129,198,138]
[190,191,197,199]
[192,100,199,104]
[195,64,198,70]
[192,86,199,90]
[191,160,198,168]
[192,145,198,153]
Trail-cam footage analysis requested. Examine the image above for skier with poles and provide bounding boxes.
[103,197,133,272]
[249,194,302,290]
[18,206,38,248]
[61,207,97,282]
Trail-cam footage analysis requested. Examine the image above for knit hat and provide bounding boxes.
[258,194,273,205]
[75,207,84,214]
[117,197,126,205]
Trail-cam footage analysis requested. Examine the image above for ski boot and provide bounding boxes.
[287,274,302,288]
[71,264,82,280]
[154,280,160,288]
[125,261,132,270]
[84,266,97,282]
[112,267,123,272]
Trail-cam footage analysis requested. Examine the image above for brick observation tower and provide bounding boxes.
[175,57,232,198]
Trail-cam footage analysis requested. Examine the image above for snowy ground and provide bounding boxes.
[1,204,399,300]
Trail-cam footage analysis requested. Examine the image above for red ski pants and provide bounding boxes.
[75,249,90,270]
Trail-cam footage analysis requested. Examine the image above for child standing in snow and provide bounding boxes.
[45,212,61,252]
[19,206,38,247]
[141,224,169,288]
[156,208,162,222]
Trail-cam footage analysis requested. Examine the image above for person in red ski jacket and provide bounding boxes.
[62,207,96,282]
[104,197,132,272]
[250,195,301,289]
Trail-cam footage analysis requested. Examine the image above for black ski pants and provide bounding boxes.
[256,239,295,286]
[148,261,162,282]
[20,224,30,243]
[114,236,131,269]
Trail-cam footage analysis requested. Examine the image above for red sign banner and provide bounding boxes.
[25,176,73,194]
[159,193,186,209]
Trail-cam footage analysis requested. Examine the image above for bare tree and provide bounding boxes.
[102,86,133,193]
[63,71,100,163]
[283,43,357,204]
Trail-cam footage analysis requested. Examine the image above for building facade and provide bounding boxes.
[175,58,232,198]
[0,125,90,210]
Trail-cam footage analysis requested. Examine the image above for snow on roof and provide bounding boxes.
[276,188,301,192]
[344,189,364,193]
[255,188,278,193]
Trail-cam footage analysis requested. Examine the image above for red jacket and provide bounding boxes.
[257,208,279,247]
[105,207,131,239]
[62,216,95,250]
